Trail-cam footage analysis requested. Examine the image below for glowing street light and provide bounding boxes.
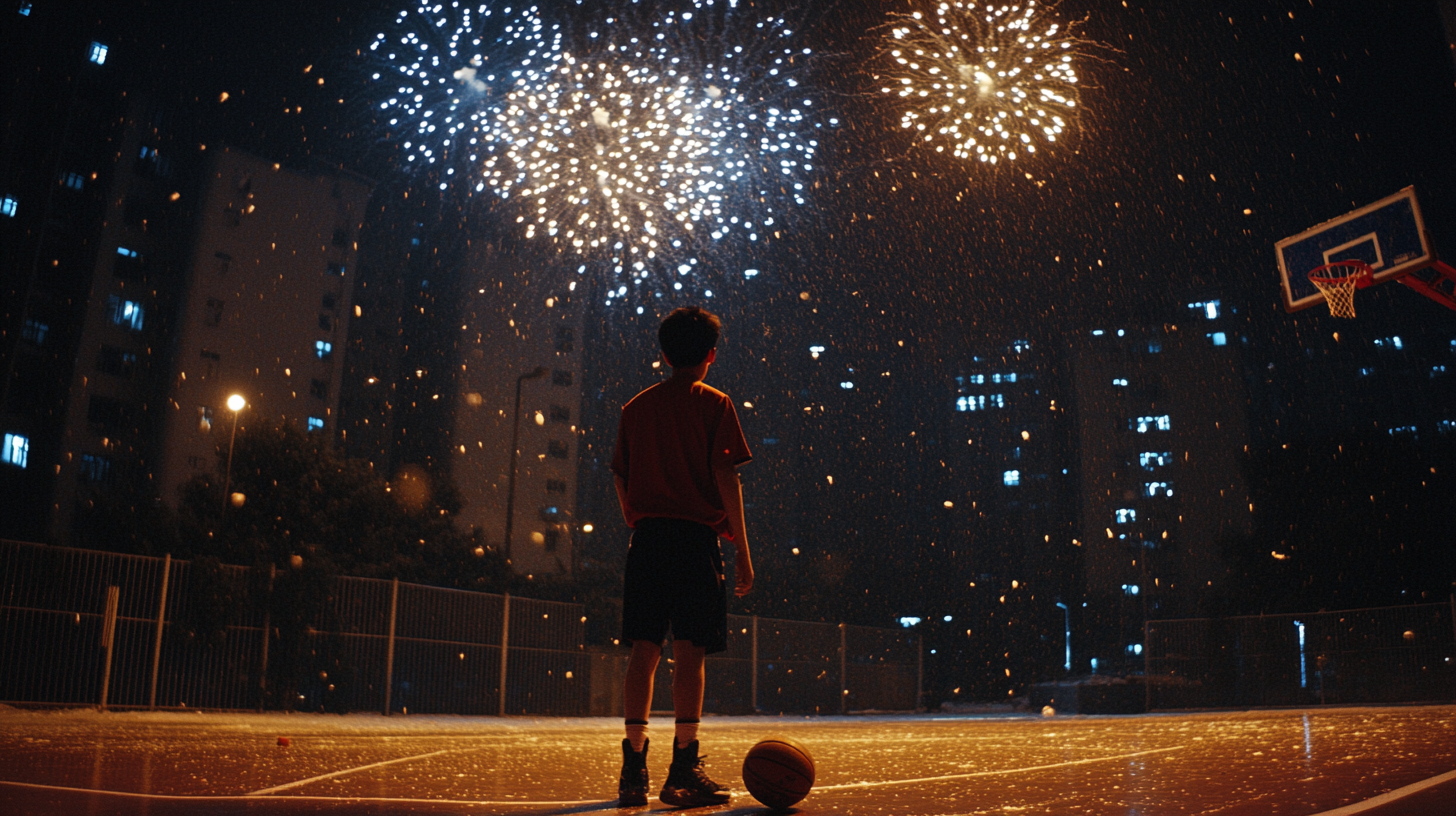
[222,394,247,508]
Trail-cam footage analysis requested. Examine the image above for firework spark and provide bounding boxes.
[477,3,828,297]
[880,1,1081,165]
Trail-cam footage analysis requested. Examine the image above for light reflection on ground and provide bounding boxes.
[0,705,1453,814]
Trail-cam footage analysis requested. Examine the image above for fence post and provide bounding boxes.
[1143,620,1152,713]
[498,593,511,717]
[99,586,120,711]
[838,623,847,715]
[147,554,171,710]
[750,615,759,713]
[382,578,399,716]
[257,564,274,712]
[916,634,924,712]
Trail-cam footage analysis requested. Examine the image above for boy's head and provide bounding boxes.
[658,306,721,368]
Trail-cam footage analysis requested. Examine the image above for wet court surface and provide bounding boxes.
[1,706,1454,815]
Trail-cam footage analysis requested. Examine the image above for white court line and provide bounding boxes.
[1309,768,1456,816]
[247,749,454,795]
[815,745,1186,792]
[0,780,599,807]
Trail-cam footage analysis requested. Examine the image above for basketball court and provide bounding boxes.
[2,705,1454,815]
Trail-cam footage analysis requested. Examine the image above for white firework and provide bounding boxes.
[366,2,549,190]
[477,3,827,296]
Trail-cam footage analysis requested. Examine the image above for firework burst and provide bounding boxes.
[477,2,828,298]
[880,1,1081,166]
[366,2,549,190]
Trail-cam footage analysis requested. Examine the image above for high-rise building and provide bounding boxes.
[1,5,144,540]
[451,246,585,577]
[1068,300,1251,671]
[151,148,372,510]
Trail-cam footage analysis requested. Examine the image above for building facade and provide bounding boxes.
[1068,301,1251,671]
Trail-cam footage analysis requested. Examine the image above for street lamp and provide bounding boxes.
[1055,602,1071,673]
[222,394,246,508]
[503,367,549,560]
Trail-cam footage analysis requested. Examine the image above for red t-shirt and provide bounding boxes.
[610,379,752,537]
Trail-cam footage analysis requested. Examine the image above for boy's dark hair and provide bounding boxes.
[658,307,721,368]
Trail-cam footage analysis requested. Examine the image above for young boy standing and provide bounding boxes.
[611,306,753,807]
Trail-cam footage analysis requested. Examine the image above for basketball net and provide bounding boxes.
[1308,261,1373,319]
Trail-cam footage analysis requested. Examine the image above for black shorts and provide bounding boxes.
[621,517,728,655]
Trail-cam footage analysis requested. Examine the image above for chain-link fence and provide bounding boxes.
[1,540,919,715]
[1146,600,1456,710]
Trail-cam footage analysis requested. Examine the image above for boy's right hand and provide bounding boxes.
[734,559,754,597]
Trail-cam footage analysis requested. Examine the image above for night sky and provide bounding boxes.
[55,0,1456,630]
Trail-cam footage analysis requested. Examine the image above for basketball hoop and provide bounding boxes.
[1307,260,1374,318]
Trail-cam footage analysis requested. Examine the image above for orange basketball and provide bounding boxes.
[742,737,815,810]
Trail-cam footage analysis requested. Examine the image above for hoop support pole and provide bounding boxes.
[1397,261,1456,313]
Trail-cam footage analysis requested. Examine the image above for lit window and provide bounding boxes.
[307,416,325,432]
[197,406,214,432]
[809,345,825,359]
[1130,415,1171,433]
[1139,451,1171,471]
[1006,372,1017,382]
[1388,425,1417,438]
[1003,470,1020,486]
[1126,643,1144,656]
[1439,420,1455,435]
[1208,332,1227,346]
[107,297,144,331]
[992,373,1001,384]
[1147,340,1162,354]
[989,393,1004,408]
[898,616,922,628]
[1430,365,1447,378]
[1121,584,1140,596]
[1,195,16,217]
[972,374,985,384]
[79,454,111,482]
[1374,336,1404,350]
[839,381,854,389]
[1010,340,1031,353]
[61,172,85,190]
[328,262,346,276]
[1358,367,1375,378]
[1144,481,1173,497]
[22,319,47,345]
[1091,330,1104,336]
[19,2,33,16]
[2,433,29,468]
[89,42,108,65]
[1112,378,1128,387]
[116,247,138,258]
[957,395,987,412]
[1116,508,1137,524]
[316,340,333,359]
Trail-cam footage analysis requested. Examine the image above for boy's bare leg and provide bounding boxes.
[624,640,662,722]
[619,640,660,805]
[671,639,706,745]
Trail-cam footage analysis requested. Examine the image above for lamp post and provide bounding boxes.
[503,367,548,560]
[222,394,246,508]
[1055,602,1071,674]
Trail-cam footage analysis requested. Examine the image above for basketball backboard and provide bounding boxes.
[1275,186,1434,313]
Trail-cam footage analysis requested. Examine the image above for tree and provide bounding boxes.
[176,422,510,591]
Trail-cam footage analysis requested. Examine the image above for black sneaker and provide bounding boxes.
[659,739,730,808]
[618,738,649,807]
